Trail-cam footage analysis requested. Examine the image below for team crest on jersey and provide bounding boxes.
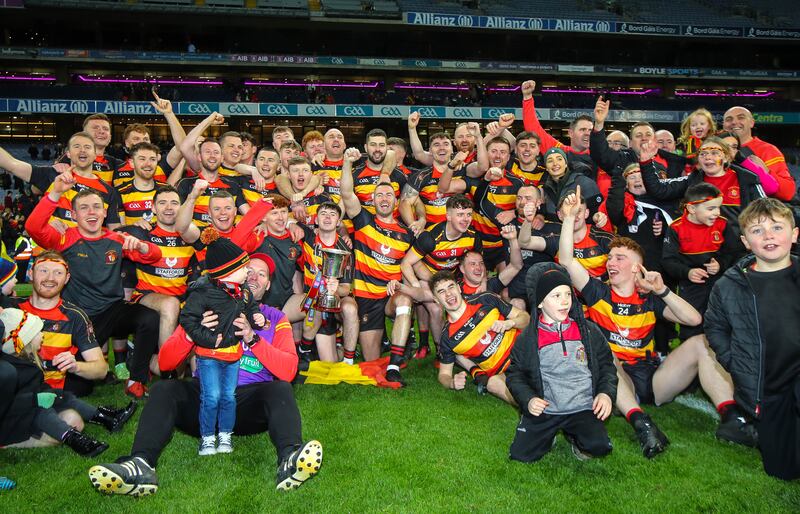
[165,257,178,268]
[728,187,740,198]
[477,310,486,318]
[711,230,723,244]
[288,248,300,260]
[380,245,391,256]
[575,345,587,363]
[50,322,60,332]
[105,250,118,264]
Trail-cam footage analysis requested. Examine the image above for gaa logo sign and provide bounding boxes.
[453,108,475,119]
[265,104,291,115]
[596,21,611,33]
[457,15,473,27]
[342,106,367,116]
[304,105,329,115]
[380,107,403,116]
[331,57,344,65]
[373,59,386,65]
[415,107,440,117]
[69,101,89,113]
[415,60,428,67]
[187,103,212,114]
[486,109,509,118]
[225,104,254,114]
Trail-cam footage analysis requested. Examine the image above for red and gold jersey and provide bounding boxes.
[351,210,413,299]
[313,158,344,204]
[509,159,546,186]
[217,163,240,178]
[176,176,246,228]
[298,223,352,291]
[407,166,463,226]
[351,163,406,215]
[19,299,97,390]
[581,279,666,364]
[116,180,165,225]
[87,154,124,185]
[410,221,482,274]
[30,166,122,227]
[439,292,519,376]
[704,169,741,208]
[555,225,613,279]
[236,176,279,206]
[113,158,169,188]
[468,173,523,249]
[125,226,198,298]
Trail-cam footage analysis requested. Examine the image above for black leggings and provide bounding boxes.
[90,300,159,383]
[33,390,98,441]
[131,379,303,467]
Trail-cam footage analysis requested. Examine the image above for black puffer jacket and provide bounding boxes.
[540,169,603,222]
[506,262,618,414]
[704,255,800,418]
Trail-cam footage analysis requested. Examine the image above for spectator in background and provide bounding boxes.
[28,144,39,161]
[4,192,12,211]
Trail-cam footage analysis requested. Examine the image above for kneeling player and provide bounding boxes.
[430,271,529,404]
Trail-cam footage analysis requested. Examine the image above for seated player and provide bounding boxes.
[559,185,754,458]
[430,271,529,404]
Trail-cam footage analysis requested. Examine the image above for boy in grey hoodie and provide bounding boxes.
[506,263,617,462]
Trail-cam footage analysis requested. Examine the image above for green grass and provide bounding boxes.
[1,355,798,513]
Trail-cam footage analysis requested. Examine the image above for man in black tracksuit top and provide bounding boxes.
[506,263,617,462]
[25,171,162,398]
[705,198,800,481]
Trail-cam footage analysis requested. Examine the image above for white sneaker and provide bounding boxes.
[217,432,233,454]
[198,435,217,456]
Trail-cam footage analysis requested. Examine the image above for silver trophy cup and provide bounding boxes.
[316,248,351,312]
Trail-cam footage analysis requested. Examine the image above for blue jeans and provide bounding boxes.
[197,357,239,437]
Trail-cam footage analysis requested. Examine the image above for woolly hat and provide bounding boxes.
[535,269,572,309]
[543,147,568,163]
[201,227,249,280]
[0,256,17,289]
[1,308,43,355]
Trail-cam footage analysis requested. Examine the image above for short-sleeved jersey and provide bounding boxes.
[217,163,240,178]
[236,176,279,206]
[509,159,546,186]
[298,224,352,291]
[124,225,199,298]
[351,162,406,215]
[407,166,463,226]
[313,158,344,204]
[351,209,413,299]
[255,231,302,309]
[18,298,98,390]
[29,166,122,227]
[703,169,741,208]
[410,222,482,273]
[176,175,246,228]
[580,278,666,364]
[297,191,333,226]
[112,155,171,187]
[116,181,164,225]
[555,225,613,279]
[439,292,519,376]
[84,154,124,185]
[468,174,523,249]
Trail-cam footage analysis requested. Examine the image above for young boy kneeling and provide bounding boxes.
[506,263,617,462]
[705,198,800,481]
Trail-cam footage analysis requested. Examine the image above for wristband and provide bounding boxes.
[447,162,457,170]
[655,287,671,298]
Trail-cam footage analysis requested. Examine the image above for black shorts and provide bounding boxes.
[317,311,340,336]
[356,296,388,332]
[677,282,712,341]
[121,258,137,289]
[622,357,661,405]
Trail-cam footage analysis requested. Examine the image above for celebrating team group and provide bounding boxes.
[0,80,797,496]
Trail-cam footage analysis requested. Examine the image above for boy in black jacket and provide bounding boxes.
[180,228,265,456]
[705,198,800,480]
[506,263,617,462]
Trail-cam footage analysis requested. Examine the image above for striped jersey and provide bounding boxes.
[30,166,122,227]
[351,209,413,299]
[407,166,463,226]
[113,156,170,187]
[509,159,546,186]
[298,223,352,291]
[84,154,124,185]
[468,173,523,250]
[116,180,165,225]
[351,162,406,215]
[176,175,246,228]
[555,225,613,279]
[18,299,98,390]
[580,278,666,364]
[124,225,199,298]
[236,175,279,206]
[313,158,344,204]
[217,163,240,178]
[439,291,519,376]
[410,221,482,274]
